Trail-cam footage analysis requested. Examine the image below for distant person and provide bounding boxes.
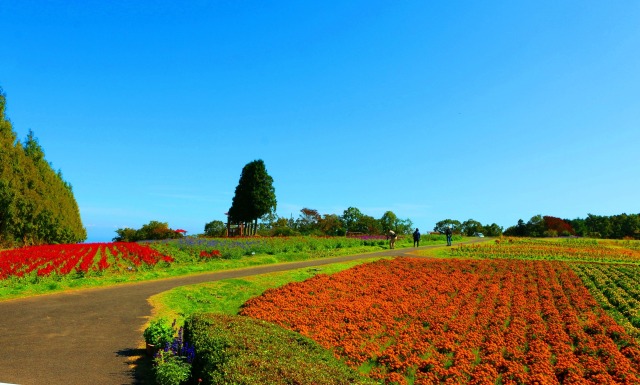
[445,226,452,246]
[413,228,421,247]
[387,230,397,249]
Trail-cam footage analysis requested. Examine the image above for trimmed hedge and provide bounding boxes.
[184,313,379,385]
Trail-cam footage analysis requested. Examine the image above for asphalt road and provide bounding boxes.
[0,241,481,385]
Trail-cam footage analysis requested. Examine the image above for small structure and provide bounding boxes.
[225,212,244,237]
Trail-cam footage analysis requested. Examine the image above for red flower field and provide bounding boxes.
[241,258,640,384]
[0,242,174,279]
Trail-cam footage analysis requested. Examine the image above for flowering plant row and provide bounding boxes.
[240,258,640,384]
[199,249,222,258]
[150,235,406,260]
[572,263,640,339]
[451,238,640,264]
[0,242,174,280]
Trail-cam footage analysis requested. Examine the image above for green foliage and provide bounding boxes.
[461,219,484,236]
[184,313,378,385]
[341,207,364,233]
[203,220,226,237]
[379,211,398,233]
[113,227,138,242]
[113,220,182,242]
[151,323,196,385]
[154,350,191,385]
[435,219,501,236]
[228,159,277,235]
[295,207,321,234]
[503,213,640,239]
[143,318,175,346]
[271,226,300,236]
[0,88,86,246]
[434,219,462,234]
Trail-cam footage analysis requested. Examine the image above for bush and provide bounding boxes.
[154,350,191,385]
[204,220,227,237]
[150,321,197,385]
[184,313,378,385]
[271,227,300,236]
[143,318,175,347]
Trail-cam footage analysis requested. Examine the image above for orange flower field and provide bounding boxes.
[240,258,640,385]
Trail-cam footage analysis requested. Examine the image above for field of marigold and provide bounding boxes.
[241,257,640,385]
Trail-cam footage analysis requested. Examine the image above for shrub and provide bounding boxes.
[271,227,300,236]
[153,325,196,385]
[184,313,377,385]
[154,350,191,385]
[143,318,175,347]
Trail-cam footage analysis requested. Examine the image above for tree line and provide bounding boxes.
[432,219,503,237]
[0,88,86,246]
[503,214,640,239]
[205,206,415,238]
[113,220,184,242]
[114,158,639,242]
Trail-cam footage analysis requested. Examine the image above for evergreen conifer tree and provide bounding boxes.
[228,159,276,235]
[0,88,86,246]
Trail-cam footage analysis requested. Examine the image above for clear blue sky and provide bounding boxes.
[2,1,639,242]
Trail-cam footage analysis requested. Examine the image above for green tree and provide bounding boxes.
[341,207,364,234]
[114,220,180,241]
[204,220,227,237]
[0,89,85,246]
[113,227,138,242]
[359,214,382,235]
[270,215,299,236]
[318,214,344,235]
[228,160,276,236]
[568,218,587,237]
[139,220,180,240]
[434,219,462,234]
[461,219,483,236]
[482,223,503,237]
[395,218,414,235]
[296,208,321,235]
[503,219,528,237]
[379,211,398,233]
[526,215,546,237]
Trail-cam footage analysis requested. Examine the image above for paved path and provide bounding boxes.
[0,241,483,385]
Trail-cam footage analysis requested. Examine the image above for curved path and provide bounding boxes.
[0,240,484,385]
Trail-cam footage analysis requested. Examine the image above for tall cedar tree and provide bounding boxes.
[228,159,276,235]
[0,88,86,246]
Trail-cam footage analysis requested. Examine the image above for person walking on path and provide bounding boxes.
[445,226,453,246]
[387,230,397,249]
[413,228,421,247]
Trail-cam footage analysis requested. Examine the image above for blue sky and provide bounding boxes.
[2,1,639,242]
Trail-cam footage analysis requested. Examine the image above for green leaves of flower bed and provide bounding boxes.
[184,313,378,385]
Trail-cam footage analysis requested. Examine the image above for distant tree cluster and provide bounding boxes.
[113,220,184,242]
[503,214,640,239]
[433,219,503,237]
[207,206,414,238]
[0,88,86,246]
[278,207,413,237]
[221,160,417,238]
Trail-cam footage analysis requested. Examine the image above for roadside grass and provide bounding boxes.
[147,257,390,325]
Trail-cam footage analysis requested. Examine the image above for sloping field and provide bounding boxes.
[241,245,640,384]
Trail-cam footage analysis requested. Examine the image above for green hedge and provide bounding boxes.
[184,313,379,385]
